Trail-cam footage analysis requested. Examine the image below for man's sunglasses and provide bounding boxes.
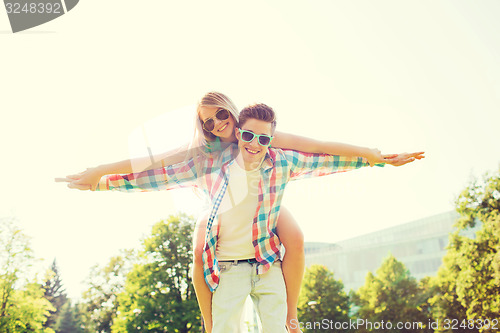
[238,129,273,147]
[202,108,231,132]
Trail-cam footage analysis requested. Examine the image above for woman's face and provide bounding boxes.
[198,106,237,141]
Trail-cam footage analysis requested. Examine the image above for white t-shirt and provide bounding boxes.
[215,161,260,261]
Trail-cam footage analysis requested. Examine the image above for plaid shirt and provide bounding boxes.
[96,144,377,291]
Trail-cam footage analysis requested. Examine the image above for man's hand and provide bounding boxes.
[54,166,104,191]
[383,151,425,167]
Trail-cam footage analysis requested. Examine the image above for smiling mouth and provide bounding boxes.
[245,147,260,155]
[217,122,229,132]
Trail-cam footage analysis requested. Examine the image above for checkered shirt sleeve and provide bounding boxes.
[95,158,201,192]
[284,150,377,180]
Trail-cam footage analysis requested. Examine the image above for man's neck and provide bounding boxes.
[235,153,263,172]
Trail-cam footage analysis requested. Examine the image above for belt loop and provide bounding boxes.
[233,259,238,266]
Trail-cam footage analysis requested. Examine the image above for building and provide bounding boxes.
[304,210,480,292]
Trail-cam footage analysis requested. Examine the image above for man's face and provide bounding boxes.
[235,118,273,169]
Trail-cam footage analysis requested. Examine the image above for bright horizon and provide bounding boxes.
[2,1,500,299]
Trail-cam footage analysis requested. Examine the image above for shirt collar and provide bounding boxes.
[261,149,276,171]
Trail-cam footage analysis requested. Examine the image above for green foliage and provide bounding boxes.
[430,168,500,332]
[0,281,55,332]
[1,219,33,321]
[55,301,84,333]
[297,265,350,332]
[111,214,201,333]
[80,251,133,332]
[352,255,432,333]
[43,259,68,329]
[427,256,475,333]
[0,218,54,332]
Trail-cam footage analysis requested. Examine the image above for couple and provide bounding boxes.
[59,92,424,332]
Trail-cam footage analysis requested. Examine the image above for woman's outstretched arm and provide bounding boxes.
[59,143,191,190]
[272,131,424,166]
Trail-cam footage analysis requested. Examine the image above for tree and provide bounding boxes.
[111,214,201,333]
[352,255,432,333]
[297,265,351,332]
[1,219,32,323]
[4,282,55,333]
[43,259,68,329]
[430,168,500,332]
[80,251,134,332]
[0,218,54,332]
[427,256,477,333]
[55,301,84,333]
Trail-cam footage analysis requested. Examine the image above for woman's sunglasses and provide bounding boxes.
[238,128,273,147]
[202,108,231,132]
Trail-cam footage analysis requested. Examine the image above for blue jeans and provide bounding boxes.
[212,260,287,333]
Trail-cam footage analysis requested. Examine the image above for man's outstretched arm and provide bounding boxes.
[60,158,202,192]
[284,150,424,181]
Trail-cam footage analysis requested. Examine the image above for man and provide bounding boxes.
[206,104,380,332]
[80,104,421,331]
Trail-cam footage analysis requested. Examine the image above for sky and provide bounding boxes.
[1,0,500,299]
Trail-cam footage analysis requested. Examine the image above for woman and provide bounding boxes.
[61,92,423,332]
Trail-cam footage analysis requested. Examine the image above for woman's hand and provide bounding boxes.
[364,148,386,166]
[383,152,425,167]
[55,166,104,191]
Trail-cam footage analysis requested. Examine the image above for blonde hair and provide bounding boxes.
[189,91,239,157]
[184,92,239,195]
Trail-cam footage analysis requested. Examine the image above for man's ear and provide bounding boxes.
[235,127,240,140]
